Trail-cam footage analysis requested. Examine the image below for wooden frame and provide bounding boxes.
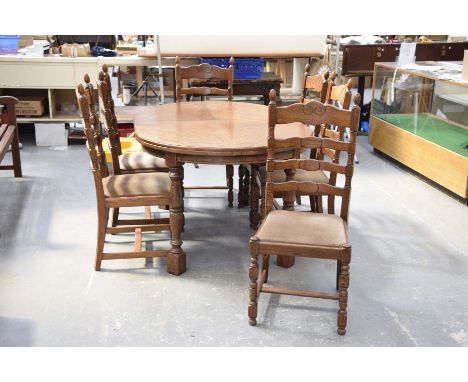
[369,62,468,199]
[248,89,360,335]
[75,84,182,274]
[0,96,22,177]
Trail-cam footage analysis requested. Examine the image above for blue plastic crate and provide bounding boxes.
[0,35,20,55]
[201,57,264,79]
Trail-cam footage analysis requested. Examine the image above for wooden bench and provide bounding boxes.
[0,96,22,177]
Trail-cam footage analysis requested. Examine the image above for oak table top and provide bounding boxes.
[133,101,311,163]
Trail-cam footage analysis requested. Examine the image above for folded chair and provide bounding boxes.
[248,89,360,335]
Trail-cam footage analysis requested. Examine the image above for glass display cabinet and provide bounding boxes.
[369,61,468,200]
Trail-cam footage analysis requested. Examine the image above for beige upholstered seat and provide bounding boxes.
[119,152,168,172]
[256,210,348,248]
[259,166,329,185]
[102,172,170,198]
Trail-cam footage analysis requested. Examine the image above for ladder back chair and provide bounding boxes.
[98,66,169,175]
[255,66,335,270]
[76,84,178,273]
[175,56,239,208]
[248,89,360,335]
[326,72,360,164]
[300,63,330,106]
[257,68,350,219]
[319,77,359,215]
[94,70,170,228]
[0,96,22,177]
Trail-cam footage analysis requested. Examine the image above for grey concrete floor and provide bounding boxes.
[0,132,467,346]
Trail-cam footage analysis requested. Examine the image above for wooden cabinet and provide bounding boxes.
[342,42,468,76]
[369,62,468,199]
[0,56,158,123]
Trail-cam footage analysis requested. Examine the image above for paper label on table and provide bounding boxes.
[397,43,416,66]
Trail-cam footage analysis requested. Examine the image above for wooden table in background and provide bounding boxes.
[133,101,311,275]
[190,72,283,105]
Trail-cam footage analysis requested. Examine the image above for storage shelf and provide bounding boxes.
[17,115,52,123]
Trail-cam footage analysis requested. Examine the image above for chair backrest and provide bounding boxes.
[83,74,98,117]
[175,56,234,102]
[318,73,357,163]
[0,96,19,127]
[265,89,360,221]
[75,83,109,191]
[326,72,353,110]
[300,63,329,104]
[100,64,119,145]
[95,71,122,174]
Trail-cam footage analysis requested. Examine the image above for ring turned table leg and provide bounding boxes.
[168,163,186,275]
[249,164,260,229]
[244,166,250,206]
[277,168,296,268]
[226,164,234,208]
[238,164,245,207]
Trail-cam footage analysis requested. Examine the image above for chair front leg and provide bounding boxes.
[337,258,350,335]
[95,206,107,271]
[248,248,260,326]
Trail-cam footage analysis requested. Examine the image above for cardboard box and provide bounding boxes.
[61,43,90,57]
[16,97,45,117]
[19,35,33,49]
[35,123,68,146]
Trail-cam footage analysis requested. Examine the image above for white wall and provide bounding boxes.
[158,35,326,56]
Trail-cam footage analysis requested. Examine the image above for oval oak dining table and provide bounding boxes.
[131,101,311,276]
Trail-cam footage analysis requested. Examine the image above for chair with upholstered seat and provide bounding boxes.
[97,66,169,175]
[76,84,177,273]
[257,66,350,214]
[255,66,336,268]
[175,56,239,208]
[248,89,360,335]
[92,70,170,228]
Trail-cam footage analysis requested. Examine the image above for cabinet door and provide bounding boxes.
[343,45,399,75]
[0,61,98,89]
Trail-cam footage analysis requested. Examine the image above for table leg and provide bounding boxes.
[226,164,234,208]
[167,164,186,275]
[136,66,143,97]
[180,164,185,232]
[244,166,250,206]
[238,164,245,207]
[249,164,260,229]
[357,75,365,109]
[277,168,296,268]
[282,169,296,211]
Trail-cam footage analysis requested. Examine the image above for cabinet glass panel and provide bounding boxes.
[372,63,468,158]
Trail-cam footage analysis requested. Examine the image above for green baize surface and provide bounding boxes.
[377,113,468,158]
